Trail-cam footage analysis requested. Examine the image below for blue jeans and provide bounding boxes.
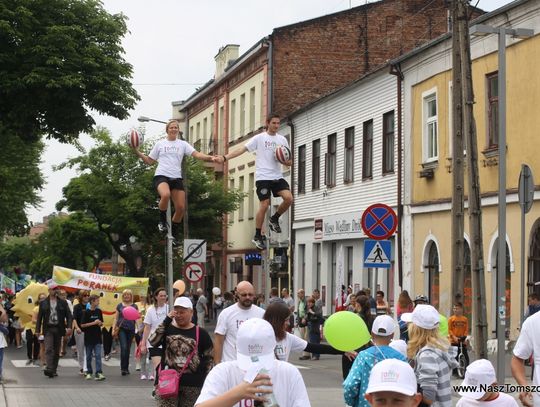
[118,328,134,372]
[85,343,102,374]
[0,347,4,377]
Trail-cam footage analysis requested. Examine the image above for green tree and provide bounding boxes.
[57,128,243,277]
[0,129,44,236]
[0,236,35,273]
[0,0,139,143]
[28,212,110,277]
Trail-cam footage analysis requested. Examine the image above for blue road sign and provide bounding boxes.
[361,203,398,240]
[364,239,392,268]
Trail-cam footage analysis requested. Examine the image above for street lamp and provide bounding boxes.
[471,23,534,384]
[137,116,167,124]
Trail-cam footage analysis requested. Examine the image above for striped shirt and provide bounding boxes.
[415,346,457,407]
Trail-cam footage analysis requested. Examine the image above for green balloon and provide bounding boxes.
[324,311,370,351]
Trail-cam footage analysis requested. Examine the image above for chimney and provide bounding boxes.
[215,44,240,79]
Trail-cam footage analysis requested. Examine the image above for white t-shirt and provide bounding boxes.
[214,304,265,362]
[245,132,289,181]
[513,311,540,406]
[456,393,518,406]
[195,360,311,407]
[148,139,196,179]
[143,304,169,348]
[275,332,307,362]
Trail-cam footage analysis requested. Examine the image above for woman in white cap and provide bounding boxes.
[149,296,214,407]
[195,318,311,407]
[402,304,457,407]
[364,359,422,407]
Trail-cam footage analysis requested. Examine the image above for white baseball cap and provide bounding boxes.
[389,339,408,357]
[372,315,396,337]
[236,318,276,371]
[401,304,440,330]
[365,359,417,396]
[174,296,193,309]
[458,359,497,400]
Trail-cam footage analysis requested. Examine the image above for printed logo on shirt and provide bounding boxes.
[236,319,246,329]
[275,344,286,360]
[240,399,256,407]
[264,140,279,150]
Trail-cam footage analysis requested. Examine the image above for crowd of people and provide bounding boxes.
[2,283,539,406]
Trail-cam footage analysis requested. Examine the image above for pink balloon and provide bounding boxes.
[122,306,140,321]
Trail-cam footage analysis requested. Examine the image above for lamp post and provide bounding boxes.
[470,23,534,384]
[137,116,167,124]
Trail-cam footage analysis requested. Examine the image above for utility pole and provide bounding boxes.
[451,0,465,307]
[460,0,488,358]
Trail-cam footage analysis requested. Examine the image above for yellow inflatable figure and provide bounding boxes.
[11,283,49,330]
[92,290,122,329]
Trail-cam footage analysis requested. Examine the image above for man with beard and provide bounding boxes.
[213,281,264,364]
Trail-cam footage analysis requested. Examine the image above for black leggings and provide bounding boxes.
[25,329,39,360]
[102,327,113,356]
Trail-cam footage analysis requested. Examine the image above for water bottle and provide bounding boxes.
[251,357,279,407]
[257,367,279,407]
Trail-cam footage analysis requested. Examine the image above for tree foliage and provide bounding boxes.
[0,128,44,236]
[28,212,110,277]
[0,0,139,143]
[56,128,243,277]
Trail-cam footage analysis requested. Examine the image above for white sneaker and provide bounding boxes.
[140,374,147,380]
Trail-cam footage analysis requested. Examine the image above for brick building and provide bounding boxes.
[175,0,484,294]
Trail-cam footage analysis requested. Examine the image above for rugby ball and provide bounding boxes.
[274,145,291,164]
[126,128,144,148]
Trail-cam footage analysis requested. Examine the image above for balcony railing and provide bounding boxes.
[192,137,224,156]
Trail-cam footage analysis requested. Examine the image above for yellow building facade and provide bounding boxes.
[401,1,540,340]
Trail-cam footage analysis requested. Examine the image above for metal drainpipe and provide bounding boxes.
[288,118,296,292]
[390,63,404,289]
[267,36,273,114]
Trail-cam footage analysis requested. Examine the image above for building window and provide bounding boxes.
[344,127,354,183]
[230,99,236,139]
[249,87,256,132]
[248,173,255,219]
[219,106,224,138]
[240,93,246,136]
[312,139,321,190]
[382,111,395,174]
[423,92,438,162]
[229,178,235,222]
[363,120,373,179]
[426,241,440,310]
[346,246,353,286]
[238,176,244,221]
[487,72,499,148]
[298,145,306,194]
[325,133,337,187]
[298,244,306,290]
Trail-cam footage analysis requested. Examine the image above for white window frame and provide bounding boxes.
[422,88,439,163]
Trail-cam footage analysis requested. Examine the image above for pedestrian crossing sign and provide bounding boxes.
[363,239,392,268]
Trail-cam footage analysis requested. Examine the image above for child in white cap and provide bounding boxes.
[457,359,518,406]
[195,318,310,407]
[364,358,422,406]
[343,315,407,407]
[402,304,457,407]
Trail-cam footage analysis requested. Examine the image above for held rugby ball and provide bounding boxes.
[274,145,291,164]
[126,128,144,148]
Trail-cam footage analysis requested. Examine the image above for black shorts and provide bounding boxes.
[153,176,184,191]
[148,347,163,358]
[256,179,290,201]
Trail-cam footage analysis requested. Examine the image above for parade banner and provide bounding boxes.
[0,274,15,293]
[52,265,149,296]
